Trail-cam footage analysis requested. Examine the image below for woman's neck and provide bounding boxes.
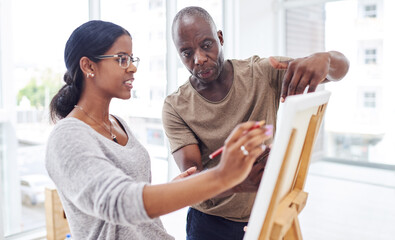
[74,91,112,123]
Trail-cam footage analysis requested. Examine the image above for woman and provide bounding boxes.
[46,20,270,240]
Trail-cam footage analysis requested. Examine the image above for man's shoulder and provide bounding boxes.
[228,56,273,80]
[230,55,292,78]
[230,55,291,66]
[164,80,194,103]
[230,55,268,63]
[230,55,271,71]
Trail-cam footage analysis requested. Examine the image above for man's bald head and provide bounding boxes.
[172,6,217,40]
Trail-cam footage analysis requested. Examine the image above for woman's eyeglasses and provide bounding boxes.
[95,54,140,69]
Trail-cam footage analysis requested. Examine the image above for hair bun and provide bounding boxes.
[64,71,74,85]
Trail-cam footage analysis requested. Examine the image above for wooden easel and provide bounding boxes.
[258,103,327,240]
[45,187,70,240]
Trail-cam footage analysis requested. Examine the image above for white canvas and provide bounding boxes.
[244,90,331,240]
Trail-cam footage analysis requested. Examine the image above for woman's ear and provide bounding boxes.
[80,57,95,78]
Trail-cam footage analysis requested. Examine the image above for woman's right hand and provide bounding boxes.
[214,121,272,190]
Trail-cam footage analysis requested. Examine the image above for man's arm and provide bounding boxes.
[173,144,203,172]
[323,51,350,82]
[269,50,350,102]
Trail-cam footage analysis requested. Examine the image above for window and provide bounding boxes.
[149,0,163,10]
[0,124,3,237]
[101,0,168,166]
[364,4,377,18]
[0,69,2,108]
[0,0,88,237]
[364,91,376,108]
[149,56,165,72]
[359,40,382,66]
[0,1,221,239]
[282,2,394,239]
[150,87,165,102]
[365,48,377,64]
[324,0,391,166]
[358,0,383,20]
[147,128,165,146]
[285,5,325,58]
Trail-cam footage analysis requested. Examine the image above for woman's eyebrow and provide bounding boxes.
[115,51,133,56]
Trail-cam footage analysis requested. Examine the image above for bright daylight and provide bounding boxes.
[0,0,394,240]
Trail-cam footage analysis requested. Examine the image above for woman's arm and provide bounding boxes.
[142,121,269,218]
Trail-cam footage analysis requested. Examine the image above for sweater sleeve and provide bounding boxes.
[45,120,152,226]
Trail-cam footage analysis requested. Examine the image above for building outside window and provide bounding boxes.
[283,1,394,239]
[365,48,377,64]
[3,0,393,239]
[322,0,393,166]
[364,4,377,18]
[364,91,376,108]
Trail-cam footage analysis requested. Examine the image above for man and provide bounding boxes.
[162,6,349,240]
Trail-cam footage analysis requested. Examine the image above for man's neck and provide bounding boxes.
[191,60,234,102]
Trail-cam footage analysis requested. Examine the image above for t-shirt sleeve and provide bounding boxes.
[268,56,293,97]
[162,99,199,153]
[45,122,152,225]
[246,55,290,101]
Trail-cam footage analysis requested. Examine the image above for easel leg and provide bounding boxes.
[284,216,302,240]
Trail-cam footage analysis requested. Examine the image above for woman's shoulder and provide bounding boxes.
[52,117,88,132]
[48,117,92,142]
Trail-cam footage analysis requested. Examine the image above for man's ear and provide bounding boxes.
[80,57,95,77]
[217,30,224,46]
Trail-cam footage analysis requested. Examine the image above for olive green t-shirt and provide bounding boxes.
[162,55,288,222]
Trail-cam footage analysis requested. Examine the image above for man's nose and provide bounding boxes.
[194,49,207,65]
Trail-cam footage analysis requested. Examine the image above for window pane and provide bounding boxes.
[2,0,88,236]
[285,0,392,166]
[324,0,392,166]
[0,70,2,108]
[286,4,325,57]
[364,4,377,18]
[284,2,395,240]
[100,0,169,183]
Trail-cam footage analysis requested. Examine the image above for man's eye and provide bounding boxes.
[203,42,212,49]
[182,51,191,57]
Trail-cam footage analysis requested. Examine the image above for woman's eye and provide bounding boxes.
[120,56,129,64]
[182,51,190,57]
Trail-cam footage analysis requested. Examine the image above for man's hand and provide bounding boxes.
[269,51,349,102]
[172,166,197,181]
[231,145,271,192]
